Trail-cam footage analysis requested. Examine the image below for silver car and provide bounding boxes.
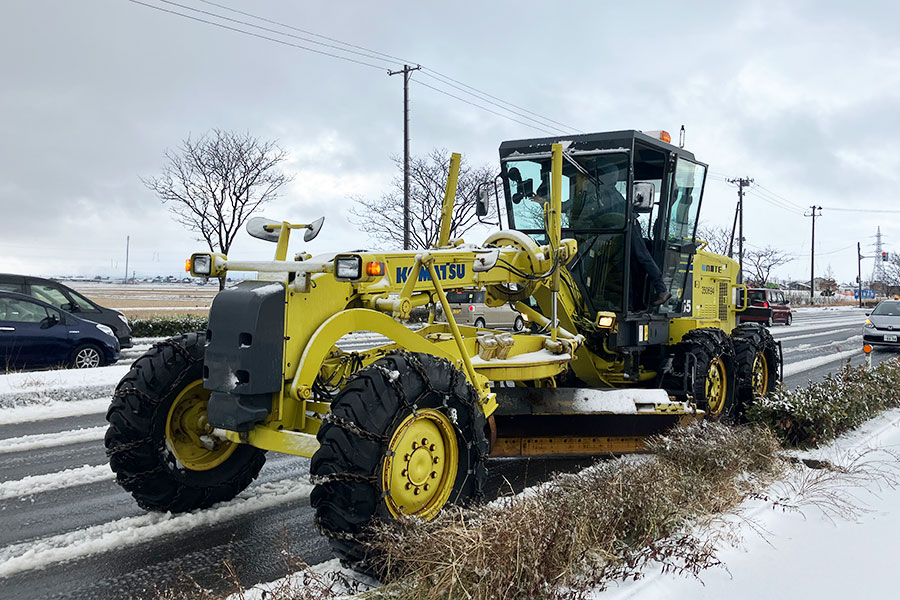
[863,300,900,348]
[441,290,525,331]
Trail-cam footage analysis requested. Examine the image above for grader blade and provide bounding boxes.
[488,387,702,458]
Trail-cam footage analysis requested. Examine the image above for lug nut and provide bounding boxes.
[422,437,428,446]
[412,441,418,449]
[414,487,420,495]
[424,483,430,491]
[433,457,440,464]
[429,444,435,451]
[401,469,408,477]
[404,454,410,461]
[430,471,437,479]
[405,483,412,490]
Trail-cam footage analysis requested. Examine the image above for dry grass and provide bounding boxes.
[363,422,785,600]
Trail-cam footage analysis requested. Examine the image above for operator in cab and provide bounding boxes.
[569,165,670,307]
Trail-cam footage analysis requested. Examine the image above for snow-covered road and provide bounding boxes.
[0,308,890,599]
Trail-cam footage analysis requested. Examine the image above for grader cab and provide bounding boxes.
[106,130,781,564]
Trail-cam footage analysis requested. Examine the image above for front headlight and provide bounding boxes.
[864,320,875,329]
[117,313,129,326]
[192,254,212,275]
[335,255,363,280]
[96,323,115,338]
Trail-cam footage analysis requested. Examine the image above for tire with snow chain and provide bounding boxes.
[731,323,780,414]
[105,332,266,512]
[310,352,488,568]
[666,328,738,422]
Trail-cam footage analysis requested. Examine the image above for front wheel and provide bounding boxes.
[105,333,266,512]
[474,318,486,329]
[786,313,793,326]
[71,344,103,368]
[310,352,488,568]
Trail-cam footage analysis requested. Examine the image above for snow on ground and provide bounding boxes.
[0,365,130,408]
[0,464,113,501]
[0,478,314,578]
[0,397,109,425]
[596,408,900,600]
[225,558,378,600]
[0,426,107,454]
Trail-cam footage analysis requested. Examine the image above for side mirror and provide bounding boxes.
[61,302,74,312]
[475,184,490,217]
[246,217,282,242]
[633,182,655,213]
[304,216,325,242]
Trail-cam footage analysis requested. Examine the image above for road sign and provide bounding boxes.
[854,289,876,299]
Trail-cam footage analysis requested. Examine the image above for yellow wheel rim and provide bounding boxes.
[705,358,727,416]
[751,352,769,397]
[165,379,237,471]
[382,409,458,519]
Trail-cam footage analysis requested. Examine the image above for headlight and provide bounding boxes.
[192,254,212,275]
[335,255,363,280]
[96,324,115,338]
[864,320,875,328]
[117,313,129,326]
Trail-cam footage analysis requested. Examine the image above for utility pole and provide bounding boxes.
[858,241,864,308]
[124,236,130,284]
[727,177,753,280]
[388,64,422,250]
[805,205,823,303]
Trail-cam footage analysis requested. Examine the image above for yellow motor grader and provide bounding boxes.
[106,129,780,563]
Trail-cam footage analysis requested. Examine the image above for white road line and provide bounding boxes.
[770,318,864,337]
[783,348,862,378]
[776,326,858,343]
[0,426,106,455]
[0,478,313,578]
[0,464,113,500]
[0,398,109,426]
[782,334,862,354]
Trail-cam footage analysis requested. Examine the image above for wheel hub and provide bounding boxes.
[382,409,458,518]
[165,379,237,471]
[751,353,769,397]
[705,358,727,416]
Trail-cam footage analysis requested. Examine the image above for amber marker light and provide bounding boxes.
[863,344,873,354]
[365,261,386,277]
[184,259,192,272]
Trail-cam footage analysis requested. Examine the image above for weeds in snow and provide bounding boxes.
[363,422,785,600]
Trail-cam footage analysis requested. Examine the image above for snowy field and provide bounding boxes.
[0,307,894,599]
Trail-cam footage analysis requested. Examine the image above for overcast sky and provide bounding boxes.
[2,0,899,284]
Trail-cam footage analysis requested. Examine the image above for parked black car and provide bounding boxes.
[0,274,132,347]
[0,291,119,370]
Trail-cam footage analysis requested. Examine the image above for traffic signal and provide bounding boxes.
[883,252,889,262]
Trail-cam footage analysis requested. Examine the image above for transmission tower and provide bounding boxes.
[871,227,886,283]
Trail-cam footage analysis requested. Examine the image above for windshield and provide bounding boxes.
[505,152,629,232]
[872,301,900,316]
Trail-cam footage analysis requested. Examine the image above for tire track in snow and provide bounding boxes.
[0,464,113,500]
[0,478,313,578]
[0,426,106,455]
[783,348,863,378]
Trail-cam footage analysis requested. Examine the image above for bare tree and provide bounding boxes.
[143,129,292,288]
[696,224,732,256]
[350,149,497,249]
[743,246,793,287]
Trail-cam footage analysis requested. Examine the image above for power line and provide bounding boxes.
[126,0,391,71]
[753,182,807,211]
[420,68,584,133]
[129,0,575,135]
[413,79,558,135]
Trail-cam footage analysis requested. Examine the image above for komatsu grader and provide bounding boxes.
[106,129,781,563]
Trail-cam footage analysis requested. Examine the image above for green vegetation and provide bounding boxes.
[131,315,208,338]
